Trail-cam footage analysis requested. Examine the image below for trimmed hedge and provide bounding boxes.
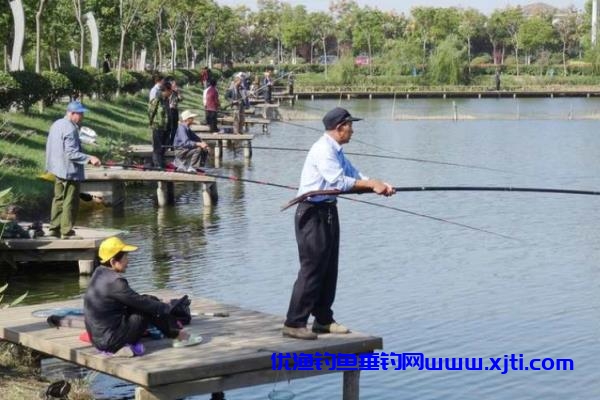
[58,65,95,97]
[41,71,72,106]
[10,71,51,112]
[0,72,19,110]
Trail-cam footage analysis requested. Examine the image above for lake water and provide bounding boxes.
[3,98,600,399]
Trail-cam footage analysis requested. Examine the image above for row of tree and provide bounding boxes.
[1,0,598,83]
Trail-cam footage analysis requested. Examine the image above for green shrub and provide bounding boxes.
[427,35,468,85]
[328,56,357,85]
[10,71,51,112]
[118,70,139,94]
[470,54,492,65]
[128,71,153,91]
[177,69,197,85]
[58,65,95,97]
[41,71,72,106]
[0,72,19,110]
[94,72,119,100]
[170,70,188,86]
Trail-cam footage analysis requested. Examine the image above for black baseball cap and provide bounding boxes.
[322,107,362,130]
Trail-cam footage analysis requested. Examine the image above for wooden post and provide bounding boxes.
[243,140,252,159]
[202,182,218,207]
[453,101,458,121]
[156,181,174,207]
[343,370,360,400]
[78,260,95,275]
[214,141,223,160]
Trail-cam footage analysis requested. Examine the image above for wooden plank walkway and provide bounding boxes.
[217,116,270,132]
[83,168,218,208]
[0,223,124,274]
[293,89,600,100]
[0,291,382,399]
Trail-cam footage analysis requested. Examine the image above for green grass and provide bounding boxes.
[0,86,205,213]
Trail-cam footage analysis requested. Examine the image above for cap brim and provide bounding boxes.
[122,244,138,252]
[347,117,362,122]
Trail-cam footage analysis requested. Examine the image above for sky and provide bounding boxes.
[215,0,586,15]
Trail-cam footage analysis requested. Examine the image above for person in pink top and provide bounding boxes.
[205,79,220,133]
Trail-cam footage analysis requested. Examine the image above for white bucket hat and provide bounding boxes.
[180,110,199,121]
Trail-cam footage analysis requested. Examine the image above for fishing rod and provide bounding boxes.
[249,145,516,174]
[265,119,517,174]
[102,160,298,192]
[100,161,517,239]
[281,186,600,211]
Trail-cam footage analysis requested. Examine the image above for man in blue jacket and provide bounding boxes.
[45,101,101,239]
[173,110,209,171]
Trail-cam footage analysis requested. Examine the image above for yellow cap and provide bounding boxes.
[98,236,138,263]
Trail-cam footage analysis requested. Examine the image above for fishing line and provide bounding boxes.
[99,161,518,239]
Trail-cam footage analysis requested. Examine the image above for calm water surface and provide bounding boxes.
[3,98,600,399]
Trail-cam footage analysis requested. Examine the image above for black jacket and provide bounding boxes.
[83,266,170,351]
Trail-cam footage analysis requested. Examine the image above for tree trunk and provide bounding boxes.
[563,41,567,76]
[467,36,471,75]
[170,36,176,71]
[322,37,327,78]
[515,43,519,76]
[117,27,126,94]
[367,35,373,76]
[35,0,46,74]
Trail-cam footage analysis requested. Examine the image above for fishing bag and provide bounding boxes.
[169,295,192,325]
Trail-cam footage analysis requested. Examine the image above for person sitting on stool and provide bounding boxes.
[173,110,209,172]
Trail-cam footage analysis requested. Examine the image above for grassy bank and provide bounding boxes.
[0,86,204,218]
[0,342,93,399]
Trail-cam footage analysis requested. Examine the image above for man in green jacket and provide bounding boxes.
[148,81,173,167]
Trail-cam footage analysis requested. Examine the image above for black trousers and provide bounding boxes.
[206,110,219,132]
[285,201,339,327]
[152,128,168,167]
[103,309,180,353]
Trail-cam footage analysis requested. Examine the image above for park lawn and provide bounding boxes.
[0,85,204,213]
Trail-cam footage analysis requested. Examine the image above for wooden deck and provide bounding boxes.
[0,291,382,399]
[0,224,124,274]
[217,116,270,132]
[83,167,218,208]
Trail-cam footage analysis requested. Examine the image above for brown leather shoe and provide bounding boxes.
[282,325,317,340]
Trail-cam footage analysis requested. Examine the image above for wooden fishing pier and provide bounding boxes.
[0,224,124,274]
[82,167,218,208]
[292,87,600,100]
[217,116,271,132]
[0,291,382,400]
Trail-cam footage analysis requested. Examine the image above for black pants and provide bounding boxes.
[104,309,180,353]
[152,128,168,167]
[285,201,339,327]
[206,110,219,132]
[168,108,179,146]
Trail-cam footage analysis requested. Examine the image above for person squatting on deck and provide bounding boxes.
[83,237,196,355]
[148,81,173,167]
[283,107,395,340]
[173,110,209,171]
[225,75,246,134]
[45,101,101,240]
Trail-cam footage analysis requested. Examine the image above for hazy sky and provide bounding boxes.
[215,0,586,15]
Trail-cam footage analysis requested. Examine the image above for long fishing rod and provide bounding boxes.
[281,186,600,211]
[100,161,517,239]
[102,161,298,191]
[265,119,516,174]
[249,145,515,174]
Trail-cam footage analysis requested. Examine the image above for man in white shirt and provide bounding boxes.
[283,107,395,340]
